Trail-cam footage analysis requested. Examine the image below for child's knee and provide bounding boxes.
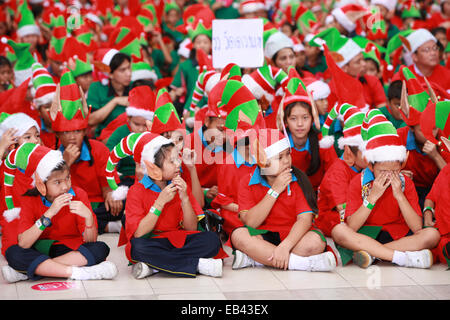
[296,231,326,256]
[230,227,251,251]
[330,224,349,245]
[420,228,441,249]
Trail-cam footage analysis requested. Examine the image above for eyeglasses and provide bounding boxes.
[418,45,439,53]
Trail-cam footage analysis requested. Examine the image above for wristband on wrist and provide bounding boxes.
[150,206,162,217]
[35,219,46,231]
[267,188,279,199]
[363,198,375,210]
[423,206,435,216]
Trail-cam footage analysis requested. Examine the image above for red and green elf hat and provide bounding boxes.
[47,14,69,62]
[1,37,36,86]
[207,79,265,132]
[401,0,422,19]
[50,68,90,132]
[363,10,388,41]
[31,62,56,107]
[3,143,64,222]
[336,104,366,150]
[109,26,143,62]
[15,0,41,38]
[398,66,431,126]
[150,88,184,135]
[106,132,172,200]
[284,2,318,35]
[419,101,450,147]
[242,63,289,103]
[361,109,407,163]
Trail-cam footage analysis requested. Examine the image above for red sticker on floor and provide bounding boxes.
[31,281,77,291]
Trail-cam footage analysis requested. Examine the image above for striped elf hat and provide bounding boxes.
[220,63,242,81]
[336,104,366,151]
[15,1,41,38]
[106,132,172,200]
[3,143,64,222]
[150,88,184,135]
[419,101,450,147]
[32,62,57,107]
[242,64,288,103]
[126,85,156,121]
[361,109,407,163]
[50,68,90,132]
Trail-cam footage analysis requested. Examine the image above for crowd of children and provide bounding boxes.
[0,0,449,285]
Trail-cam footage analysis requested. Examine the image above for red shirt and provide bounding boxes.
[392,64,450,96]
[124,176,204,261]
[426,164,450,236]
[17,186,97,250]
[0,166,34,256]
[65,139,116,203]
[361,75,387,109]
[397,127,450,189]
[183,128,227,189]
[317,158,360,216]
[238,167,313,240]
[212,150,257,235]
[289,133,338,190]
[345,169,422,240]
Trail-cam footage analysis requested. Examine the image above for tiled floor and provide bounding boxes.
[1,233,449,300]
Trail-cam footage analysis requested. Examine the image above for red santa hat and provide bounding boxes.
[126,86,156,121]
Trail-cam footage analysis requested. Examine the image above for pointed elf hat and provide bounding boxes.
[16,1,41,38]
[49,68,90,132]
[3,143,64,222]
[178,4,215,41]
[310,27,362,67]
[126,85,156,121]
[397,67,433,126]
[242,64,289,103]
[63,37,93,78]
[150,88,184,135]
[109,26,143,62]
[1,38,36,86]
[401,0,421,19]
[106,132,172,200]
[284,1,318,35]
[207,79,265,132]
[363,8,388,41]
[31,62,57,107]
[361,109,407,163]
[336,104,366,150]
[331,4,368,33]
[46,14,69,62]
[419,101,450,148]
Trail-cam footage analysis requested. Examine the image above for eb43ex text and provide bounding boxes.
[180,304,269,318]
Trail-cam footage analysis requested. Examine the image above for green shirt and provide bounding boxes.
[152,48,180,76]
[162,21,185,44]
[304,54,327,75]
[171,58,206,111]
[379,106,406,129]
[210,0,240,19]
[106,124,136,177]
[86,81,131,138]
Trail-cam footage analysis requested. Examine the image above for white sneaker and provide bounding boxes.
[70,261,118,280]
[132,262,157,279]
[197,258,222,277]
[232,250,256,270]
[106,221,122,233]
[1,266,28,283]
[307,252,337,272]
[404,249,433,269]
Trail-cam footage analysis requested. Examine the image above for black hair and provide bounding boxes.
[109,52,131,74]
[23,161,69,197]
[291,166,318,214]
[131,79,155,90]
[188,48,199,67]
[284,101,321,176]
[387,80,402,101]
[364,57,380,73]
[431,27,446,37]
[153,142,176,169]
[0,55,12,69]
[348,145,359,156]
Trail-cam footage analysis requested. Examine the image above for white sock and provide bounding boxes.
[287,253,311,271]
[107,221,122,233]
[70,266,91,280]
[392,250,407,266]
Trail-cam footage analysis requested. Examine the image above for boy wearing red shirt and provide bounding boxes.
[1,144,116,283]
[333,109,440,269]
